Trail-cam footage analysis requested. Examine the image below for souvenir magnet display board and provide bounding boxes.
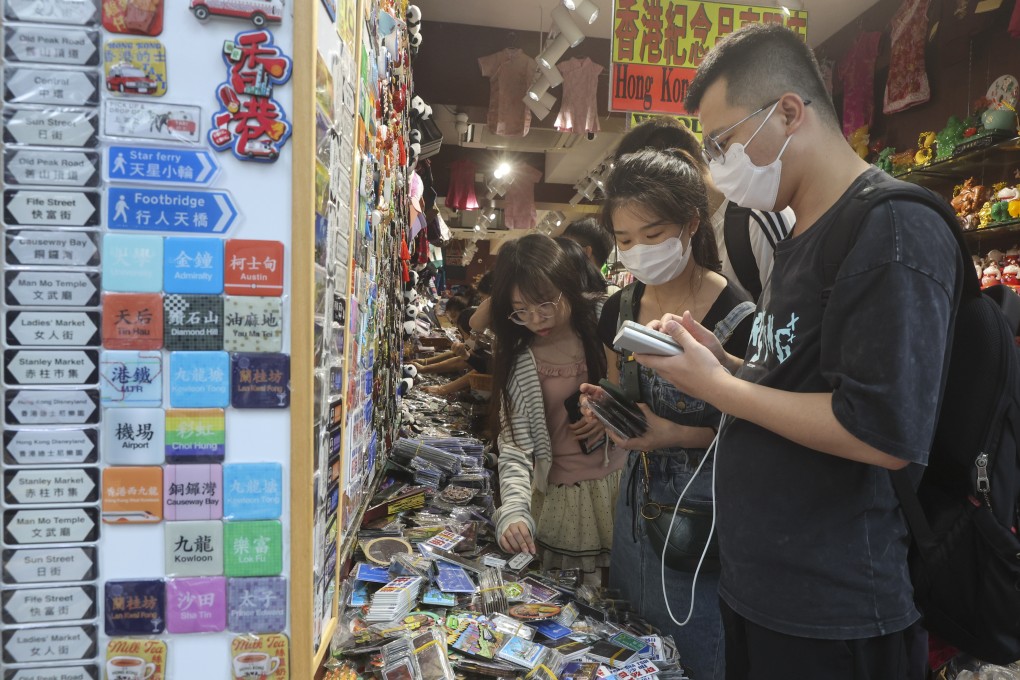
[0,0,295,678]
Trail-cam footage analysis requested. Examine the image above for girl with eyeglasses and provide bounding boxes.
[489,234,627,584]
[580,148,755,679]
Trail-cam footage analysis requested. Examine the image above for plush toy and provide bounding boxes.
[402,364,418,379]
[982,263,1003,288]
[403,320,418,336]
[848,125,870,159]
[914,131,936,165]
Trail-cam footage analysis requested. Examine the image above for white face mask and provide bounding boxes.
[709,101,794,212]
[617,235,692,286]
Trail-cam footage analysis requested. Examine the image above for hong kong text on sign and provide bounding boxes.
[610,1,807,114]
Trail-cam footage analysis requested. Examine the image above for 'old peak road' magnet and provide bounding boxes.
[104,38,167,96]
[4,25,100,66]
[103,0,165,36]
[4,148,100,187]
[101,465,162,523]
[164,519,223,577]
[103,407,165,465]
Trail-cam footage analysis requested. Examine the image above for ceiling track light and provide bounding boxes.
[564,0,599,24]
[537,33,571,70]
[551,5,585,47]
[527,75,553,102]
[523,95,552,120]
[539,59,563,87]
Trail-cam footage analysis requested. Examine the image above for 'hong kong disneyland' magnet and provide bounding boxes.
[231,353,289,409]
[209,30,292,163]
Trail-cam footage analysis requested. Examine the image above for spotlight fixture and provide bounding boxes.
[527,75,552,101]
[551,5,585,47]
[536,33,570,70]
[486,173,515,199]
[563,0,599,24]
[550,210,565,227]
[486,201,497,221]
[523,95,552,120]
[538,59,563,88]
[455,112,469,136]
[493,162,511,179]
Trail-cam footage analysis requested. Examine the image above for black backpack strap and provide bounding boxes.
[724,203,762,301]
[618,283,642,404]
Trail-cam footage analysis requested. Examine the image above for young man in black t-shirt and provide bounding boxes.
[635,25,962,680]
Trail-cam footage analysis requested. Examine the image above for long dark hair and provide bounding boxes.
[489,234,607,444]
[554,236,608,294]
[600,148,722,274]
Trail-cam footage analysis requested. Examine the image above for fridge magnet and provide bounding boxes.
[3,66,99,107]
[163,237,224,294]
[224,239,284,295]
[4,388,99,427]
[3,508,99,546]
[168,351,230,408]
[165,408,225,462]
[3,106,99,148]
[106,638,167,680]
[2,624,98,664]
[164,519,223,577]
[103,292,164,350]
[101,465,162,523]
[103,407,165,465]
[103,99,201,144]
[3,349,98,386]
[224,520,282,577]
[189,0,284,26]
[103,0,164,36]
[99,350,163,407]
[5,270,101,308]
[103,38,167,96]
[102,233,164,292]
[165,576,226,633]
[223,462,282,520]
[6,229,100,266]
[224,296,283,352]
[0,583,98,625]
[4,147,101,188]
[5,0,100,25]
[209,30,292,163]
[229,633,289,680]
[230,353,290,409]
[104,579,165,635]
[163,464,222,520]
[163,294,224,351]
[4,426,99,467]
[1,546,98,585]
[227,576,287,633]
[3,468,99,506]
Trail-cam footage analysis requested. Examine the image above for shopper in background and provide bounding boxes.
[490,234,626,584]
[616,117,793,303]
[555,237,609,295]
[635,23,960,680]
[581,148,754,679]
[561,216,615,270]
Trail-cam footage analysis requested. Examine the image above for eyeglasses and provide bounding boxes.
[508,293,562,325]
[702,98,810,164]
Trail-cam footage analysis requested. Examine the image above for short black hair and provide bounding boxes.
[684,23,838,130]
[615,118,707,172]
[554,236,608,294]
[477,271,493,296]
[560,217,614,268]
[444,296,470,318]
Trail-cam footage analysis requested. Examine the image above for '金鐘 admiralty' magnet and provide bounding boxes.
[231,353,290,409]
[163,294,223,351]
[224,239,284,296]
[103,38,167,96]
[224,520,282,577]
[165,408,225,462]
[164,237,224,294]
[224,296,282,352]
[227,576,286,633]
[102,233,163,292]
[100,350,163,407]
[164,519,223,577]
[103,407,165,465]
[169,351,229,408]
[102,465,162,523]
[102,0,165,36]
[104,579,165,635]
[103,293,164,350]
[166,576,226,633]
[163,464,222,521]
[223,462,282,520]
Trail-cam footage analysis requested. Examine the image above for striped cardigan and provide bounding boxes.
[493,348,552,541]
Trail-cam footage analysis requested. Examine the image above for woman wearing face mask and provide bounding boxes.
[581,148,754,679]
[490,234,627,585]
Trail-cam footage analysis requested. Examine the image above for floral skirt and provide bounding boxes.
[532,469,622,582]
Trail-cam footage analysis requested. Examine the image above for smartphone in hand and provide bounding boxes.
[564,390,607,455]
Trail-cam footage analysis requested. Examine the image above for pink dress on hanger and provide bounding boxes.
[555,57,603,134]
[478,48,536,137]
[446,159,479,211]
[837,32,881,137]
[503,165,543,230]
[884,0,931,114]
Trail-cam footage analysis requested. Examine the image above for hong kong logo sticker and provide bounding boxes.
[209,30,292,163]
